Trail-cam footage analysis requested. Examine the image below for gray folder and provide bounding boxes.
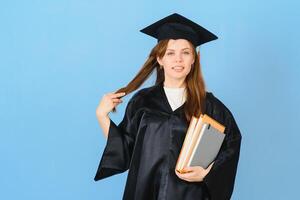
[189,123,225,169]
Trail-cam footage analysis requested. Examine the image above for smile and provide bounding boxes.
[172,66,185,72]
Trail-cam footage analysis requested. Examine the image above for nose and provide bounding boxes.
[175,52,183,63]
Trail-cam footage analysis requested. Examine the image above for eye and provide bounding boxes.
[183,51,190,55]
[166,52,174,55]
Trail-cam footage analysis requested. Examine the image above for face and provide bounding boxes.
[157,39,195,83]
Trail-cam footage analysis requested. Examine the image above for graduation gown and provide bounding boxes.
[94,82,242,200]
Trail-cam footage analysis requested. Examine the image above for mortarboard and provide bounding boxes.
[140,13,218,47]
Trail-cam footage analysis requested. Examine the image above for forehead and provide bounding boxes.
[166,39,193,49]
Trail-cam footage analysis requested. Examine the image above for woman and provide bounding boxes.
[94,13,242,200]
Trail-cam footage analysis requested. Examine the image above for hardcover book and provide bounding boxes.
[176,114,226,173]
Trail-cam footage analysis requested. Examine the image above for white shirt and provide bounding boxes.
[163,86,187,111]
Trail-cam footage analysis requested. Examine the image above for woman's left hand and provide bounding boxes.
[175,162,215,182]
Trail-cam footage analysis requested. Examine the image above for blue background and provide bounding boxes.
[1,0,299,199]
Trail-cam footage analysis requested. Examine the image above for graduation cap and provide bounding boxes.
[140,13,218,47]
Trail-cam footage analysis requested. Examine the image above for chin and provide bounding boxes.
[169,74,187,80]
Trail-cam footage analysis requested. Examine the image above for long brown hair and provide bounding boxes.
[112,39,206,122]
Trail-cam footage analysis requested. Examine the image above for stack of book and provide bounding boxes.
[176,114,226,173]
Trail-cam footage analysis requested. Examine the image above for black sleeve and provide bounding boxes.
[94,98,139,181]
[203,111,242,200]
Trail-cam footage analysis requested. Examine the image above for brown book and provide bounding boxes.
[176,114,226,173]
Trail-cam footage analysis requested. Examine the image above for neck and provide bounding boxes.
[163,78,186,88]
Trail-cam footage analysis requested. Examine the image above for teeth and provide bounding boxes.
[173,66,184,69]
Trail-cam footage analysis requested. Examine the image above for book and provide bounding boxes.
[175,114,226,173]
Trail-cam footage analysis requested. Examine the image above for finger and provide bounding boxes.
[183,166,203,173]
[105,92,125,99]
[112,98,122,103]
[207,162,215,169]
[175,171,194,182]
[110,92,126,98]
[182,167,194,173]
[104,92,116,98]
[113,102,121,107]
[204,162,215,174]
[175,170,186,177]
[176,172,187,180]
[177,174,192,182]
[178,171,194,179]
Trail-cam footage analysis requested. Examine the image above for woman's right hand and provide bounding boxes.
[96,92,126,118]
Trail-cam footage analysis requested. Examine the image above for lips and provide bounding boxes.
[172,66,185,72]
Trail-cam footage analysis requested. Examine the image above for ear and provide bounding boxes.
[197,50,200,62]
[156,56,162,66]
[191,50,199,65]
[191,55,195,65]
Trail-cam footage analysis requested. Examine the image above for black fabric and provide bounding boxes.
[140,13,218,47]
[94,82,242,200]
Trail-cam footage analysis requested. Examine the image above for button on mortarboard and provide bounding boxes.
[140,13,218,47]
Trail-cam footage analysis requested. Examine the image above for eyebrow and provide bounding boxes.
[166,48,191,51]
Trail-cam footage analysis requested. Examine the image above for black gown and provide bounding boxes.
[94,82,242,200]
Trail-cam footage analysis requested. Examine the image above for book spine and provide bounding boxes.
[180,116,204,172]
[175,116,198,173]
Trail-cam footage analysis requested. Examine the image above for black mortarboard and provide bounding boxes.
[140,13,218,47]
